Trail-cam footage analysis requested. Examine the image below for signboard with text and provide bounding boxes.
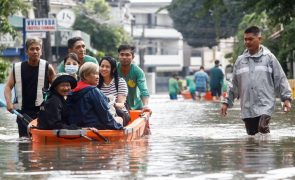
[27,32,47,38]
[25,18,57,32]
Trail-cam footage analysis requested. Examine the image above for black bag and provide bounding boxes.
[115,108,130,126]
[115,102,131,126]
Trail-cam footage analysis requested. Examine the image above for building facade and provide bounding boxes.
[107,0,184,92]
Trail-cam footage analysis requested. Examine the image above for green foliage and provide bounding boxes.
[231,12,270,63]
[0,58,11,83]
[83,0,110,18]
[224,52,232,59]
[230,10,295,76]
[275,20,295,74]
[242,0,295,26]
[167,0,244,48]
[74,14,131,58]
[73,0,131,58]
[0,0,29,37]
[168,0,295,76]
[96,51,105,59]
[240,0,295,75]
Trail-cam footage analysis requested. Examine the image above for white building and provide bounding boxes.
[130,0,184,73]
[107,0,184,92]
[194,37,235,71]
[108,0,184,73]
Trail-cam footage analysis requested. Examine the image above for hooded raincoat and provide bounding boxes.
[224,45,292,119]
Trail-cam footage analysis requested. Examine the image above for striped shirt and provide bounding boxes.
[100,77,128,98]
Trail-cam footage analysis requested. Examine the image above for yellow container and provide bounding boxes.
[292,88,295,99]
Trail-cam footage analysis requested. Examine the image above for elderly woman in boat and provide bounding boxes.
[37,73,79,130]
[67,62,123,130]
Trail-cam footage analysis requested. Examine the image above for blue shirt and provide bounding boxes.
[194,70,209,89]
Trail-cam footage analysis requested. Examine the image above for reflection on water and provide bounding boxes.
[2,139,150,179]
[0,95,295,179]
[0,109,18,140]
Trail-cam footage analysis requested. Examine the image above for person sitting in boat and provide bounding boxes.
[37,73,79,130]
[63,52,80,79]
[67,62,124,130]
[97,56,130,126]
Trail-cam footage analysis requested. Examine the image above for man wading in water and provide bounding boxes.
[220,26,292,135]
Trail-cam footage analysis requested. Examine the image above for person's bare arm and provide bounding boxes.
[115,94,127,109]
[48,64,56,84]
[141,96,149,106]
[141,96,152,114]
[4,70,15,112]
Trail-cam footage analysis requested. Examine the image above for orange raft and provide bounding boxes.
[28,110,151,144]
[181,90,227,100]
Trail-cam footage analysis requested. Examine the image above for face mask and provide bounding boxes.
[65,64,79,74]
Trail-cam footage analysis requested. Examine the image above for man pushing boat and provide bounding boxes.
[4,37,55,138]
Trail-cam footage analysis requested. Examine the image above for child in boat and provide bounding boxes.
[37,73,79,130]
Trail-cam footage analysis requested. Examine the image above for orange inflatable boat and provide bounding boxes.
[181,90,227,101]
[181,90,214,100]
[28,110,151,144]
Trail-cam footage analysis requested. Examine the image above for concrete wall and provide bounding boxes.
[146,72,156,95]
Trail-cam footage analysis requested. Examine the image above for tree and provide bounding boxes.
[239,0,295,75]
[167,0,244,48]
[74,16,131,58]
[0,58,10,83]
[0,0,29,37]
[272,21,295,76]
[242,0,295,26]
[229,12,270,63]
[73,0,131,58]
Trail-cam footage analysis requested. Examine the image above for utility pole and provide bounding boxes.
[131,19,135,37]
[139,25,145,71]
[33,0,53,63]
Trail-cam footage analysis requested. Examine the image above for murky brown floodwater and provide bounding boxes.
[0,94,294,179]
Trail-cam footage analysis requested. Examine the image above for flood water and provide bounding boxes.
[0,94,294,179]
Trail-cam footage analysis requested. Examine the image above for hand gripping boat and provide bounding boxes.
[28,110,151,144]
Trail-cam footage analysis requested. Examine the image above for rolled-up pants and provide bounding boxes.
[242,115,271,135]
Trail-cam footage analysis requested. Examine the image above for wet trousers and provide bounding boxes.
[242,115,271,135]
[16,109,37,137]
